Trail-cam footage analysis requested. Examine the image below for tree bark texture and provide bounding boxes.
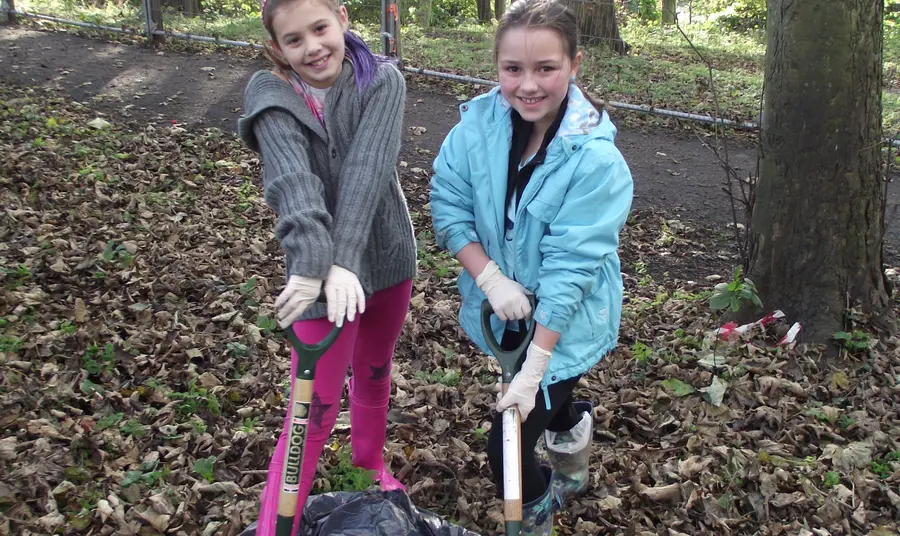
[477,0,492,22]
[183,0,200,17]
[416,0,432,28]
[661,0,675,24]
[560,0,626,54]
[750,0,891,342]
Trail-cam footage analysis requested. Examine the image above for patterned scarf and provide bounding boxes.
[288,71,327,127]
[260,0,363,126]
[286,55,353,128]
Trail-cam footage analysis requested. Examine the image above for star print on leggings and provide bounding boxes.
[369,361,391,380]
[308,391,332,428]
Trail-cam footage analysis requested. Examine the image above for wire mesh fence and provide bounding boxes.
[149,0,391,51]
[4,0,397,55]
[5,0,900,146]
[1,0,776,131]
[4,0,147,35]
[3,0,627,60]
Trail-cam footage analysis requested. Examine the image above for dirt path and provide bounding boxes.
[3,25,898,267]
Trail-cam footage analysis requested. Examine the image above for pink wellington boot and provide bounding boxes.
[349,381,405,492]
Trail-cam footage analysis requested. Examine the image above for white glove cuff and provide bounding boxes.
[520,342,552,382]
[294,275,323,285]
[475,260,501,289]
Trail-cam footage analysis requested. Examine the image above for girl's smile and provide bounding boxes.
[496,26,581,132]
[518,95,547,108]
[306,54,331,68]
[270,0,350,89]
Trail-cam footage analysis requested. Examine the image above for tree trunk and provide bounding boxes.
[494,0,506,20]
[661,0,675,24]
[749,0,892,343]
[476,0,492,23]
[416,0,432,28]
[183,0,200,17]
[561,0,626,54]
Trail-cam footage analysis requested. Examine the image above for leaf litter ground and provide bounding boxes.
[1,84,899,536]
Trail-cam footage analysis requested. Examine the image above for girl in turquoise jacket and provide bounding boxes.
[429,0,633,532]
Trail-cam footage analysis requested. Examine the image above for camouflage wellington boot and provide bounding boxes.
[521,465,557,536]
[544,401,593,504]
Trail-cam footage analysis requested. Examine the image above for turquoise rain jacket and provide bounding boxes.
[430,83,634,405]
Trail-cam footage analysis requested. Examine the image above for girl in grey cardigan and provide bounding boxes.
[238,0,415,532]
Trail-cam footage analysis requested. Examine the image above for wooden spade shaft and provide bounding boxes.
[275,314,343,536]
[501,384,523,536]
[275,377,314,536]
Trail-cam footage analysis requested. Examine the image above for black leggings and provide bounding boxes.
[486,329,582,504]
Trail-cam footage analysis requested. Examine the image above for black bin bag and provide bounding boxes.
[239,490,481,536]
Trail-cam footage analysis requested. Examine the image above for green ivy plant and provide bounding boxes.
[709,266,762,313]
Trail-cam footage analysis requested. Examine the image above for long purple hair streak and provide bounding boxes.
[343,29,394,94]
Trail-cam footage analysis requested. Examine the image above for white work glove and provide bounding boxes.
[475,260,532,321]
[275,275,323,329]
[324,265,366,328]
[496,342,552,422]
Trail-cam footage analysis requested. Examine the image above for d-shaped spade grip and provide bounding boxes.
[282,323,343,378]
[275,292,343,536]
[480,294,537,385]
[480,294,536,536]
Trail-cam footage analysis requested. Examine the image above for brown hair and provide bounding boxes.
[261,0,338,71]
[259,0,383,93]
[262,0,303,71]
[262,0,343,39]
[494,0,605,112]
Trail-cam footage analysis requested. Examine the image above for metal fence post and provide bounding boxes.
[381,0,399,58]
[393,0,401,62]
[143,0,164,44]
[380,0,389,56]
[143,0,152,42]
[1,0,17,24]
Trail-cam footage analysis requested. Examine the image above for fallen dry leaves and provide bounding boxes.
[1,84,899,536]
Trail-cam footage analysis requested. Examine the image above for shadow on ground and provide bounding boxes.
[2,25,898,269]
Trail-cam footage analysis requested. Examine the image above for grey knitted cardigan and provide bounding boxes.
[238,61,416,320]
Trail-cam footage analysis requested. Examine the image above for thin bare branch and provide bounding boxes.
[671,13,748,266]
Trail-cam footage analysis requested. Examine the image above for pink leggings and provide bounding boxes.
[255,279,412,536]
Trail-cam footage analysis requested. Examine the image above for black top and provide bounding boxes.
[505,94,569,216]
